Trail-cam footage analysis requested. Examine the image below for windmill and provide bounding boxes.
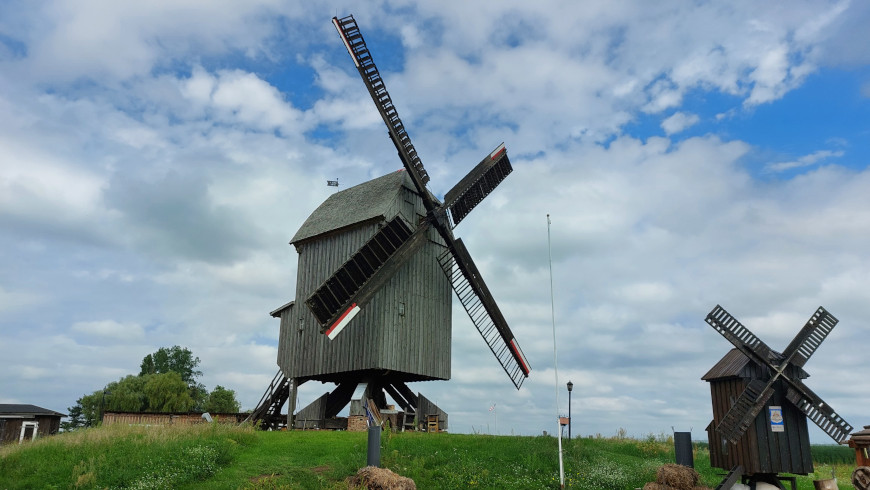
[702,305,853,489]
[250,14,530,431]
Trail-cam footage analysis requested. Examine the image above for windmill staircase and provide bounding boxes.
[246,370,290,430]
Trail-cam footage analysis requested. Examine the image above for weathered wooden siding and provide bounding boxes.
[417,393,448,431]
[0,416,61,445]
[293,393,328,429]
[102,411,248,426]
[707,365,813,475]
[278,178,452,382]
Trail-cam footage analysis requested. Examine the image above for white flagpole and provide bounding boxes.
[548,214,565,488]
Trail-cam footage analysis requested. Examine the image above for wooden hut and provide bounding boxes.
[702,349,814,475]
[848,426,870,467]
[0,404,66,445]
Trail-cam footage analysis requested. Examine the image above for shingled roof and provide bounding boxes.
[0,404,66,417]
[291,170,415,245]
[701,348,809,381]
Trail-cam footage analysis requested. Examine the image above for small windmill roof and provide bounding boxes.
[849,426,870,445]
[702,348,750,381]
[291,170,414,245]
[701,348,809,381]
[0,404,66,417]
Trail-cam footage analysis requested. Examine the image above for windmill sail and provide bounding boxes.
[444,144,513,228]
[706,305,774,364]
[781,307,838,368]
[306,216,428,337]
[437,239,530,389]
[786,380,853,443]
[333,15,431,196]
[326,14,530,389]
[716,379,777,444]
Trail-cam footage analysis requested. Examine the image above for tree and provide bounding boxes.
[62,390,107,431]
[105,375,148,412]
[66,346,239,425]
[140,345,207,410]
[203,385,241,413]
[140,345,202,384]
[143,372,195,412]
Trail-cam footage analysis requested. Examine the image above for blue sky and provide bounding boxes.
[2,1,869,444]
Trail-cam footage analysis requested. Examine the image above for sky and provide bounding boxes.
[1,1,869,443]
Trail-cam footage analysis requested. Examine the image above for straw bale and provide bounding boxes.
[348,466,416,490]
[642,483,672,490]
[656,463,700,490]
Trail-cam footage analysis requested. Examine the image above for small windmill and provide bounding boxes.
[251,14,530,431]
[702,305,853,489]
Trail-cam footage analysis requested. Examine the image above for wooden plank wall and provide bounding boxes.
[0,416,61,445]
[293,393,328,429]
[707,375,813,474]
[417,393,448,431]
[279,182,452,382]
[102,412,247,426]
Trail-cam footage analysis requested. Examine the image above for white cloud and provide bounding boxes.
[661,112,700,135]
[0,286,42,314]
[71,320,145,340]
[766,149,844,172]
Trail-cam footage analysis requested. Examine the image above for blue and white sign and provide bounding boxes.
[769,406,784,432]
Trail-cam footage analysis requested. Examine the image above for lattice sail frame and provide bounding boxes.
[300,14,531,389]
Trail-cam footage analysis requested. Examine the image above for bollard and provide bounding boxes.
[674,432,694,468]
[367,425,381,467]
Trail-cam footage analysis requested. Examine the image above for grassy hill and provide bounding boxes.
[0,424,855,489]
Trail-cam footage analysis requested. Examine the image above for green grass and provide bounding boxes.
[0,425,858,489]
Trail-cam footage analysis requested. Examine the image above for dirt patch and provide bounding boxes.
[311,465,331,475]
[347,466,416,490]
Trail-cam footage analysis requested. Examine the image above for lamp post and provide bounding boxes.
[567,381,573,440]
[99,388,111,425]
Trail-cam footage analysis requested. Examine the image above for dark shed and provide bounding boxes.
[702,349,814,475]
[0,404,66,445]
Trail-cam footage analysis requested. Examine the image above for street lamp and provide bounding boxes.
[100,388,111,425]
[566,381,573,439]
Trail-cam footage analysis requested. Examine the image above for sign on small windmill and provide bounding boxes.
[250,14,530,431]
[702,305,853,489]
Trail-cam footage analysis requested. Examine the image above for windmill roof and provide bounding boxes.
[702,348,749,380]
[0,404,66,417]
[849,425,870,445]
[291,170,414,245]
[701,348,809,381]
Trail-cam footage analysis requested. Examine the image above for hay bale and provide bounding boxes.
[643,483,673,490]
[348,466,416,490]
[655,464,700,490]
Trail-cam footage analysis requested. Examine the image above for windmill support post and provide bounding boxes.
[287,378,297,429]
